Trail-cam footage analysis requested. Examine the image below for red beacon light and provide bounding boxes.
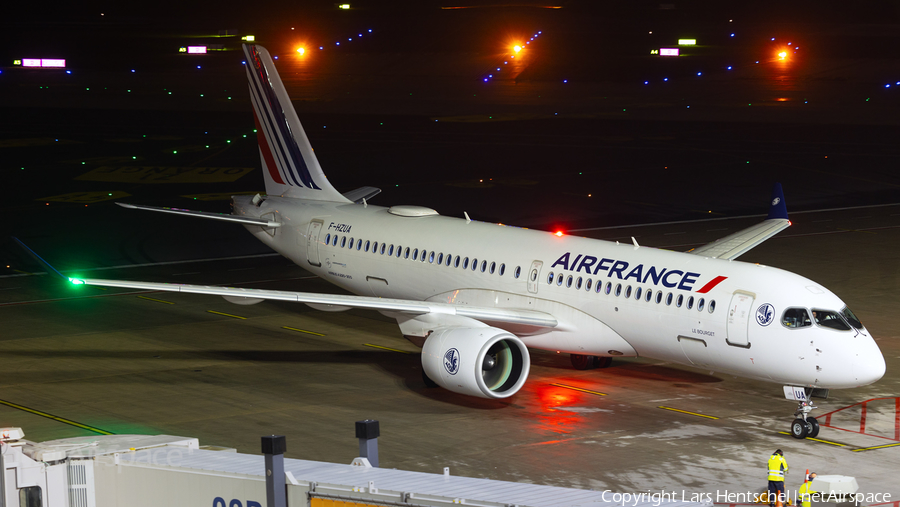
[554,231,564,237]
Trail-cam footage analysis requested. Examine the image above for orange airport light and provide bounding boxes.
[778,50,788,60]
[513,45,522,53]
[297,47,305,55]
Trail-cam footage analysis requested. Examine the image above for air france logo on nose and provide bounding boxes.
[756,303,775,326]
[444,348,460,375]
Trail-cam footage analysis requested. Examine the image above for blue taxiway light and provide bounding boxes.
[730,33,735,37]
[66,70,71,74]
[644,81,649,84]
[336,42,340,45]
[697,72,702,76]
[368,29,372,32]
[771,37,775,41]
[320,46,324,50]
[131,69,135,72]
[887,84,891,88]
[489,74,493,78]
[242,61,246,65]
[484,78,488,82]
[563,79,568,83]
[196,66,201,69]
[663,77,668,81]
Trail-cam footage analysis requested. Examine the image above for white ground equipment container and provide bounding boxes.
[1,428,713,507]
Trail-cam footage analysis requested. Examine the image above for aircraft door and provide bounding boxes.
[306,219,324,267]
[527,260,543,294]
[726,291,754,348]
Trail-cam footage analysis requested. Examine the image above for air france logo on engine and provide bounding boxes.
[756,303,775,326]
[550,253,727,293]
[443,348,460,375]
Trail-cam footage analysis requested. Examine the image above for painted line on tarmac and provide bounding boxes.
[283,326,325,336]
[776,431,847,447]
[658,406,718,419]
[363,343,412,354]
[137,295,174,305]
[207,310,246,320]
[0,399,114,435]
[550,383,607,396]
[851,442,900,452]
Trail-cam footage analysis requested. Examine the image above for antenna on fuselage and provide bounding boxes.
[632,236,640,248]
[464,212,471,223]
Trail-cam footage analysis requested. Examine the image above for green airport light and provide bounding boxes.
[69,278,85,285]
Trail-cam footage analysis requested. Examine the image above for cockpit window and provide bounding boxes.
[812,309,851,331]
[782,307,812,329]
[840,306,864,329]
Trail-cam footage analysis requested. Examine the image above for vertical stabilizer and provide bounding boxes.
[243,44,350,202]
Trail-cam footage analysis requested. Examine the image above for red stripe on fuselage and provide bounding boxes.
[253,109,285,184]
[696,275,727,293]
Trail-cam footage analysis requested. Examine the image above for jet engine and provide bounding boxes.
[421,327,530,399]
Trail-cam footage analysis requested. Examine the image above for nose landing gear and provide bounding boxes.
[788,388,820,439]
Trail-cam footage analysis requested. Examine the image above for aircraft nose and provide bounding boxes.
[853,339,886,386]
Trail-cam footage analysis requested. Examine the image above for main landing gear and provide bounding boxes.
[570,354,613,370]
[789,391,820,439]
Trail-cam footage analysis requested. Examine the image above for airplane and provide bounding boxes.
[46,44,885,439]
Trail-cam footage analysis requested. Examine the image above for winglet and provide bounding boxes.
[12,237,69,281]
[767,183,789,220]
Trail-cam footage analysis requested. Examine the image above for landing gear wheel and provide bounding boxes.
[805,416,820,438]
[422,369,438,388]
[594,356,613,368]
[571,354,595,370]
[791,418,809,439]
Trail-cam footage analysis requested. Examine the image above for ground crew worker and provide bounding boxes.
[767,449,789,507]
[798,472,817,507]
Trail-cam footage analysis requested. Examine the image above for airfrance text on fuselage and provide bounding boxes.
[551,253,724,293]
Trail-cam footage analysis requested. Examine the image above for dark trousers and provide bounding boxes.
[768,481,786,507]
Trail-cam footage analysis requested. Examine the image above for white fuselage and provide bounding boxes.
[236,195,885,390]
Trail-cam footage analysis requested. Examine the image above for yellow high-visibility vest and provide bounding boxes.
[799,481,815,507]
[767,454,788,481]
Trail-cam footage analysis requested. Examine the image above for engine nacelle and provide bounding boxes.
[421,327,530,399]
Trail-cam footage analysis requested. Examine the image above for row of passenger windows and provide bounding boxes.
[323,233,523,278]
[545,270,717,313]
[323,233,717,314]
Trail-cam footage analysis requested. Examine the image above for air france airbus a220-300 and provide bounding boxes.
[64,44,885,439]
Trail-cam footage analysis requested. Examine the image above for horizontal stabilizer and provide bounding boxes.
[69,277,559,329]
[116,203,281,228]
[342,186,382,204]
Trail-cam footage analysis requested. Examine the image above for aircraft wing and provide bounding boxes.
[686,183,790,261]
[69,277,559,329]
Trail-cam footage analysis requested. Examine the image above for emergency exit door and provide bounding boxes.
[726,291,754,348]
[306,220,324,267]
[527,260,543,294]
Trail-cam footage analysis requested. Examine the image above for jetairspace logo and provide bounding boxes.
[550,253,727,293]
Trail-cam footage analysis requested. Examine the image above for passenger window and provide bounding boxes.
[656,291,663,304]
[489,262,496,274]
[566,275,573,288]
[514,266,521,278]
[365,240,371,252]
[557,273,564,286]
[472,258,478,270]
[404,247,410,258]
[686,296,694,309]
[380,243,386,255]
[499,263,506,276]
[605,282,612,295]
[645,289,652,302]
[446,255,452,266]
[708,300,716,313]
[464,257,470,269]
[412,248,418,259]
[666,293,673,306]
[421,250,428,262]
[388,245,394,256]
[372,241,378,253]
[595,280,603,293]
[333,235,338,246]
[324,233,331,245]
[455,256,461,268]
[547,272,554,284]
[357,239,363,251]
[481,260,487,272]
[428,251,435,263]
[634,287,642,300]
[437,253,444,265]
[676,294,683,307]
[341,237,347,248]
[575,277,583,290]
[812,309,851,331]
[698,298,705,311]
[615,284,622,297]
[624,285,632,299]
[782,308,812,328]
[585,278,592,291]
